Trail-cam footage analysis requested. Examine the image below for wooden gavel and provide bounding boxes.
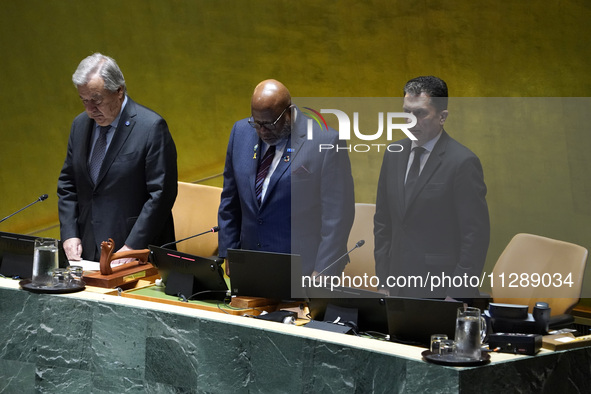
[99,238,150,275]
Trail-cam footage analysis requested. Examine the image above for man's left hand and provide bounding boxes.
[111,244,136,266]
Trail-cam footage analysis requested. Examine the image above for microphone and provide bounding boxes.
[160,226,220,248]
[0,194,49,224]
[312,240,365,280]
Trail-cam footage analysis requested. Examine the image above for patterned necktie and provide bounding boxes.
[405,146,426,206]
[255,145,276,204]
[89,125,110,184]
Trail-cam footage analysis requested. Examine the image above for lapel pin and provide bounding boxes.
[253,144,258,159]
[283,156,290,162]
[125,120,130,126]
[287,148,294,153]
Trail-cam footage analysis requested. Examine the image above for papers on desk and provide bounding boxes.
[69,259,100,272]
[542,333,591,351]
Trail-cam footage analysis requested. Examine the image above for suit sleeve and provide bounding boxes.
[57,124,80,241]
[125,118,178,249]
[217,124,242,258]
[313,134,355,274]
[373,150,393,282]
[451,156,490,280]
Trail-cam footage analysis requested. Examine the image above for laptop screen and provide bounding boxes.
[226,249,304,300]
[307,286,389,334]
[386,297,463,346]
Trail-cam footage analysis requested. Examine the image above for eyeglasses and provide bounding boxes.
[248,105,291,130]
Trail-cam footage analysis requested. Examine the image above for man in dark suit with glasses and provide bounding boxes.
[218,79,355,277]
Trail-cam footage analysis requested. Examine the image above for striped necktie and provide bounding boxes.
[255,145,276,204]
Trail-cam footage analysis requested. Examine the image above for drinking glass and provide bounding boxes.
[68,265,84,283]
[430,334,448,353]
[439,339,455,355]
[52,268,70,287]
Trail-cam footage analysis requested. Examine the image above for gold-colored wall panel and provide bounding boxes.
[1,1,590,300]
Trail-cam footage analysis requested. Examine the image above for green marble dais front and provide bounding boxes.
[2,286,590,393]
[0,288,419,393]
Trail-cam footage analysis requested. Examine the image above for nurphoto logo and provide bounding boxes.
[303,107,417,152]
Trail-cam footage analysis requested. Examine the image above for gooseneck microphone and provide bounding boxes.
[0,194,49,224]
[160,226,220,249]
[312,239,365,280]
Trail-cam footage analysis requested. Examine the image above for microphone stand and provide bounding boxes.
[312,240,365,281]
[0,194,49,224]
[160,226,220,249]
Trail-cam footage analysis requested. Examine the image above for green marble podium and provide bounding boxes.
[1,278,590,393]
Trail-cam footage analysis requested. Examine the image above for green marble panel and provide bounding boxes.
[459,348,591,393]
[145,311,201,389]
[195,319,253,393]
[302,341,357,393]
[0,289,41,363]
[404,359,459,393]
[247,329,312,393]
[36,297,93,370]
[301,339,409,393]
[91,302,148,380]
[345,348,407,393]
[90,373,146,393]
[0,359,35,394]
[35,365,92,393]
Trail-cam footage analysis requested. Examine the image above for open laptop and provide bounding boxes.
[386,297,463,346]
[0,231,69,279]
[149,245,227,300]
[307,286,389,334]
[226,249,304,300]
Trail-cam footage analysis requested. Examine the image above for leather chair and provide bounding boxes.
[171,182,222,257]
[490,233,588,328]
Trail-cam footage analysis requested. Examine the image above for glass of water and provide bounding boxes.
[31,238,59,287]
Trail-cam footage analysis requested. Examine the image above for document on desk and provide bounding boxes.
[542,333,591,350]
[69,260,100,272]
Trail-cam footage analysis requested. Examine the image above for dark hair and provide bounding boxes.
[403,76,448,111]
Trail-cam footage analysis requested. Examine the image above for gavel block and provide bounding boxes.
[82,238,158,288]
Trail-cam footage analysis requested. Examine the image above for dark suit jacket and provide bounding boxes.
[374,131,489,297]
[218,107,355,276]
[58,97,178,260]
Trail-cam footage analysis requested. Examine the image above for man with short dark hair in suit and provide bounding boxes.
[374,76,490,298]
[58,53,178,262]
[218,79,355,276]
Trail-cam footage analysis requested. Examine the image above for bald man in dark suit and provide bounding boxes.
[218,79,355,276]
